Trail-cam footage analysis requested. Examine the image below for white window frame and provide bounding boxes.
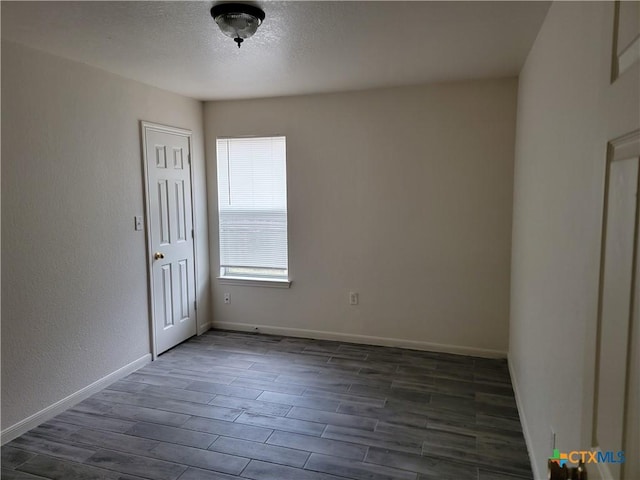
[216,135,291,288]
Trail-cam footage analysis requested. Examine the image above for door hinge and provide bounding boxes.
[187,154,191,164]
[194,301,197,311]
[191,229,194,239]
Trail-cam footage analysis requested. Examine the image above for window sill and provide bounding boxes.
[217,276,292,288]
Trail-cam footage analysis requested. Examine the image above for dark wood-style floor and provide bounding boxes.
[1,330,532,480]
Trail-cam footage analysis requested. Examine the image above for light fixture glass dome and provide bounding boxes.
[211,4,265,48]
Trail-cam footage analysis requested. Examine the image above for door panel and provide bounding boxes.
[175,180,187,242]
[177,259,189,320]
[160,264,173,327]
[158,180,170,245]
[143,124,197,355]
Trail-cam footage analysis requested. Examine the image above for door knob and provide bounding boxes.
[154,252,165,260]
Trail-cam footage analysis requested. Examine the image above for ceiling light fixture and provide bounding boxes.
[211,3,265,48]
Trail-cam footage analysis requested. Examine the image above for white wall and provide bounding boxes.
[205,79,517,356]
[1,41,210,434]
[509,2,639,477]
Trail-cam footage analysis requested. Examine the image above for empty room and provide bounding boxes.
[1,1,639,479]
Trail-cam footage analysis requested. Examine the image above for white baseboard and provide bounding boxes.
[508,355,542,480]
[1,354,151,445]
[198,322,212,335]
[211,321,507,358]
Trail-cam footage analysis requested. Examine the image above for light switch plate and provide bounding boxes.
[349,292,359,305]
[134,215,144,231]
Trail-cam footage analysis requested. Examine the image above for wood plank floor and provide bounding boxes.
[2,330,532,480]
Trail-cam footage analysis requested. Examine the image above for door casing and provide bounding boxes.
[591,129,640,480]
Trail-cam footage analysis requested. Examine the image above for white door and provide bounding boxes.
[142,122,197,355]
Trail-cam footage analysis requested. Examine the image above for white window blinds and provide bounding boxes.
[216,136,288,278]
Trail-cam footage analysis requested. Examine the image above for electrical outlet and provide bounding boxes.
[224,293,231,304]
[349,292,359,305]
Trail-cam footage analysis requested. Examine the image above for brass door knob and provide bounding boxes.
[154,252,165,260]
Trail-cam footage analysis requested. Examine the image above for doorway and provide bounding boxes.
[141,121,198,356]
[592,130,639,480]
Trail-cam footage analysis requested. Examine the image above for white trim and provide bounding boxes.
[140,121,192,138]
[198,322,212,335]
[508,356,541,480]
[217,276,291,289]
[217,134,285,140]
[140,121,157,359]
[211,322,506,358]
[1,354,151,445]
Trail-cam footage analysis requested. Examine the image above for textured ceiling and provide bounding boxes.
[1,1,550,101]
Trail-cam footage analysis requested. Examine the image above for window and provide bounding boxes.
[216,136,289,285]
